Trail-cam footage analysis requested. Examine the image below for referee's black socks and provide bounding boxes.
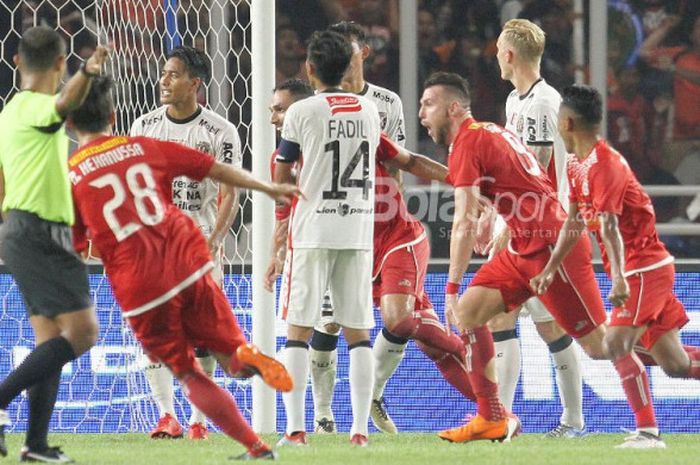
[0,336,76,409]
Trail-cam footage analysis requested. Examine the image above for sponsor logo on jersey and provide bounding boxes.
[398,279,412,287]
[541,115,550,140]
[526,117,536,142]
[315,202,374,216]
[372,90,394,104]
[222,142,234,164]
[172,178,203,211]
[516,115,524,134]
[379,111,388,130]
[141,114,163,127]
[198,118,221,135]
[196,141,213,155]
[326,95,362,115]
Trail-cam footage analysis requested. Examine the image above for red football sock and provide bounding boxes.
[391,310,465,358]
[686,349,700,379]
[182,369,262,449]
[416,341,475,401]
[613,353,657,429]
[461,326,504,421]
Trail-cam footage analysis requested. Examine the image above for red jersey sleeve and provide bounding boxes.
[143,138,216,180]
[588,159,627,215]
[376,133,400,162]
[447,133,483,187]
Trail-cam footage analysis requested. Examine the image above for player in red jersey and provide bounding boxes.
[66,76,300,460]
[531,85,700,449]
[419,72,616,443]
[265,79,477,439]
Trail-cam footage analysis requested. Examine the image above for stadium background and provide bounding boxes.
[1,0,699,437]
[0,269,698,434]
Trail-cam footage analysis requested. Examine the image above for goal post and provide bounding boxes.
[250,0,276,433]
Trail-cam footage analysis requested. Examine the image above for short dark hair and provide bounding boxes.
[167,46,211,83]
[327,21,367,46]
[424,72,471,106]
[306,30,352,86]
[561,85,602,126]
[18,26,66,72]
[274,78,314,100]
[69,75,114,133]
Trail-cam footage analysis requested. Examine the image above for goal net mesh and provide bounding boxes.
[0,0,255,433]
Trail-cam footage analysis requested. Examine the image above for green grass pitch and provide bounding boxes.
[4,433,697,464]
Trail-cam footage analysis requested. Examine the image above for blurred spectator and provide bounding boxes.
[607,65,656,182]
[519,0,574,89]
[446,32,508,123]
[417,9,443,88]
[641,14,700,172]
[347,0,399,89]
[275,25,307,86]
[277,0,347,43]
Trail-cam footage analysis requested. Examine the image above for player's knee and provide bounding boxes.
[602,335,632,361]
[535,321,565,343]
[660,356,690,378]
[64,323,99,356]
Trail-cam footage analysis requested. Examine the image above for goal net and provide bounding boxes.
[0,0,257,433]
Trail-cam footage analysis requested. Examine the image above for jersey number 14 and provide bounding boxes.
[322,140,372,200]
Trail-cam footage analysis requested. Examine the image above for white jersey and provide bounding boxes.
[360,82,405,146]
[129,106,242,236]
[279,91,381,250]
[505,78,568,206]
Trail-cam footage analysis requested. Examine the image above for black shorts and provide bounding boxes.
[0,210,91,317]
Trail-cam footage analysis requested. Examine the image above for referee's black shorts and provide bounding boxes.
[0,210,92,318]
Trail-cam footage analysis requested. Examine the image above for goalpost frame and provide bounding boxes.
[250,0,277,433]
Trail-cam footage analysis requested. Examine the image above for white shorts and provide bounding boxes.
[490,217,555,324]
[280,248,374,330]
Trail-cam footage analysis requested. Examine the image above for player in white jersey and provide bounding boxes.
[493,19,585,437]
[129,46,242,441]
[275,30,381,448]
[306,21,408,436]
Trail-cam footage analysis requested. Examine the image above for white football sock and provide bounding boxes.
[189,354,217,426]
[349,345,373,437]
[309,348,337,421]
[494,338,521,411]
[551,344,584,429]
[282,346,309,434]
[145,362,175,418]
[372,331,407,399]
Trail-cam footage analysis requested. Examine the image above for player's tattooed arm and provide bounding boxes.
[528,144,553,170]
[598,213,630,307]
[531,201,586,295]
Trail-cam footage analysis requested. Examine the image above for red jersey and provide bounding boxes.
[374,135,425,276]
[69,135,216,313]
[447,118,565,256]
[567,139,671,276]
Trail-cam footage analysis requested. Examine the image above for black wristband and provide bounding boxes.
[80,61,99,78]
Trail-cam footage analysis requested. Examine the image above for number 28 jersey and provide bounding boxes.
[69,135,215,312]
[278,92,381,250]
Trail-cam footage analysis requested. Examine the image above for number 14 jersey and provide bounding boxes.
[278,91,381,250]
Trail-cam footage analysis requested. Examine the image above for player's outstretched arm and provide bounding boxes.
[530,202,585,295]
[207,161,301,204]
[56,45,110,117]
[383,140,448,183]
[598,213,630,307]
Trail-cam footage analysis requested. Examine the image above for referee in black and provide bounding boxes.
[0,26,108,463]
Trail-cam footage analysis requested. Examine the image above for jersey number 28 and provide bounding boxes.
[89,163,165,241]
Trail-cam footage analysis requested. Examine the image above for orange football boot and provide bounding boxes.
[236,343,293,392]
[438,414,520,443]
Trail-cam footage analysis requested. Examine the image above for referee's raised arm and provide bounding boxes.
[55,45,109,117]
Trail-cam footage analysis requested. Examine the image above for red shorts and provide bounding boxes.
[610,263,689,349]
[470,235,606,338]
[127,272,247,376]
[372,236,433,311]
